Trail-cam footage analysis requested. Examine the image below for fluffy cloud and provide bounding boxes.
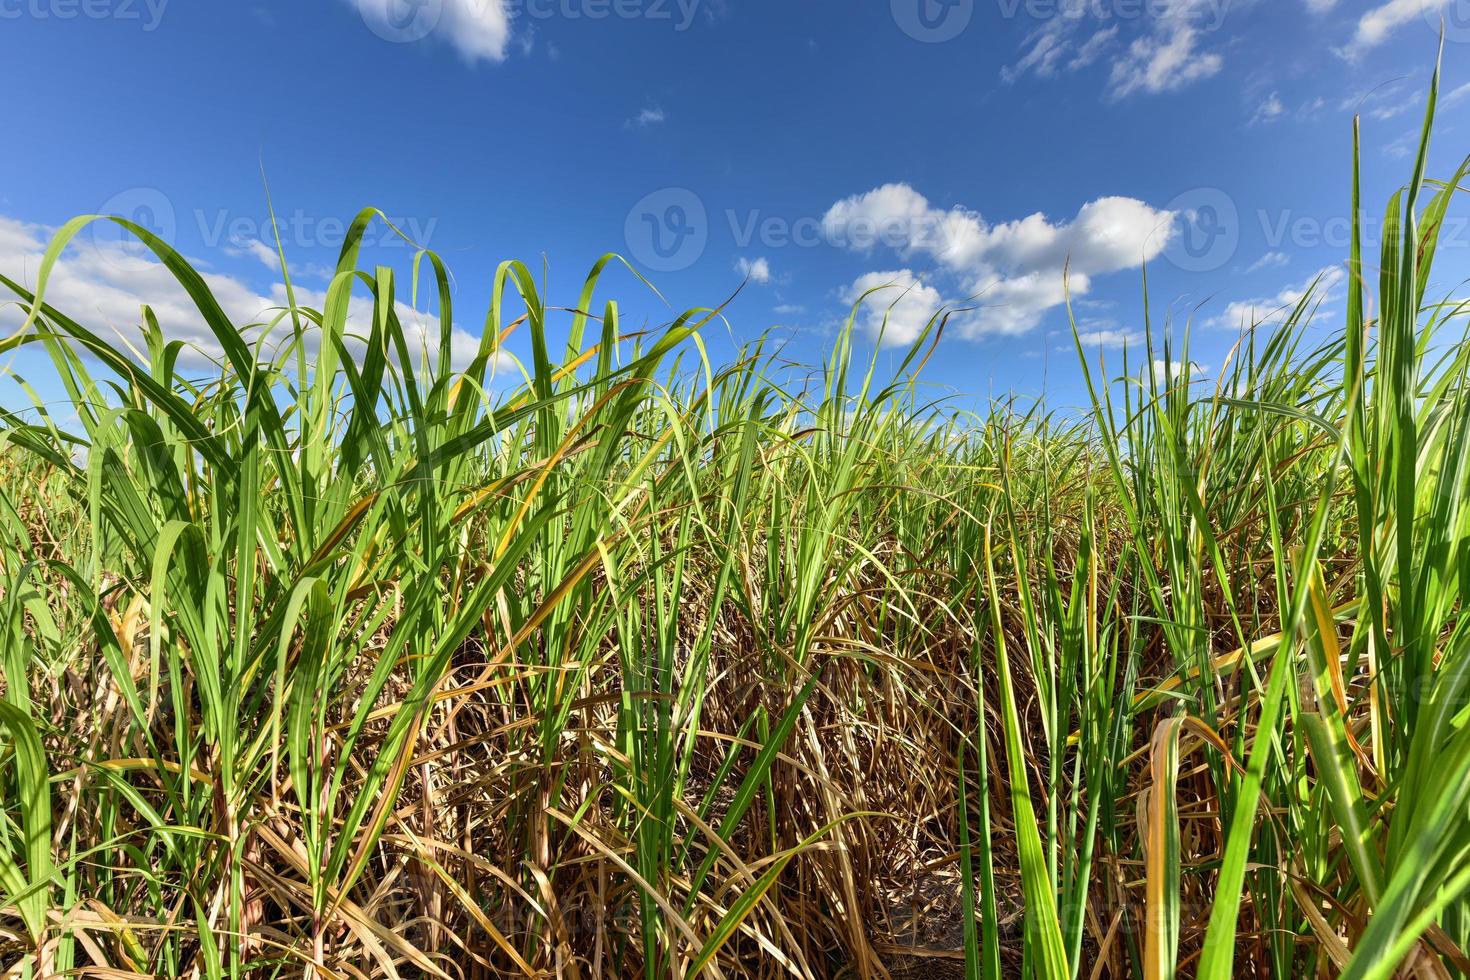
[975,197,1175,276]
[229,237,279,268]
[350,0,513,64]
[1143,359,1210,385]
[840,271,945,347]
[1340,0,1446,57]
[825,184,1175,344]
[0,214,512,376]
[822,184,939,255]
[736,256,772,283]
[1074,327,1144,348]
[965,269,1078,335]
[1210,265,1346,329]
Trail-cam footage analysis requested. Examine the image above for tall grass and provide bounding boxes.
[1,64,1469,979]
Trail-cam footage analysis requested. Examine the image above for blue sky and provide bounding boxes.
[2,0,1468,412]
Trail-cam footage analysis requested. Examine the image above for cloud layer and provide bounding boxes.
[1003,0,1230,100]
[1209,265,1346,329]
[823,184,1175,345]
[0,214,509,376]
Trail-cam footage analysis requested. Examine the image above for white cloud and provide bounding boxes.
[773,303,804,315]
[1003,19,1074,81]
[1108,21,1223,99]
[1252,92,1286,124]
[1074,327,1143,348]
[1446,82,1470,105]
[979,196,1176,276]
[0,213,512,376]
[1368,95,1420,120]
[350,0,512,64]
[1210,265,1346,329]
[1305,0,1339,10]
[1070,26,1121,70]
[629,107,666,128]
[824,184,1173,340]
[1143,359,1210,385]
[840,271,945,347]
[824,186,1173,279]
[1004,0,1227,99]
[228,237,278,269]
[822,184,938,254]
[959,270,1076,336]
[1339,81,1422,127]
[1061,321,1144,351]
[1384,130,1419,158]
[1340,0,1447,57]
[1246,250,1289,272]
[736,256,772,283]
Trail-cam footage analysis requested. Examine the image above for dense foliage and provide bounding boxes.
[1,68,1469,980]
